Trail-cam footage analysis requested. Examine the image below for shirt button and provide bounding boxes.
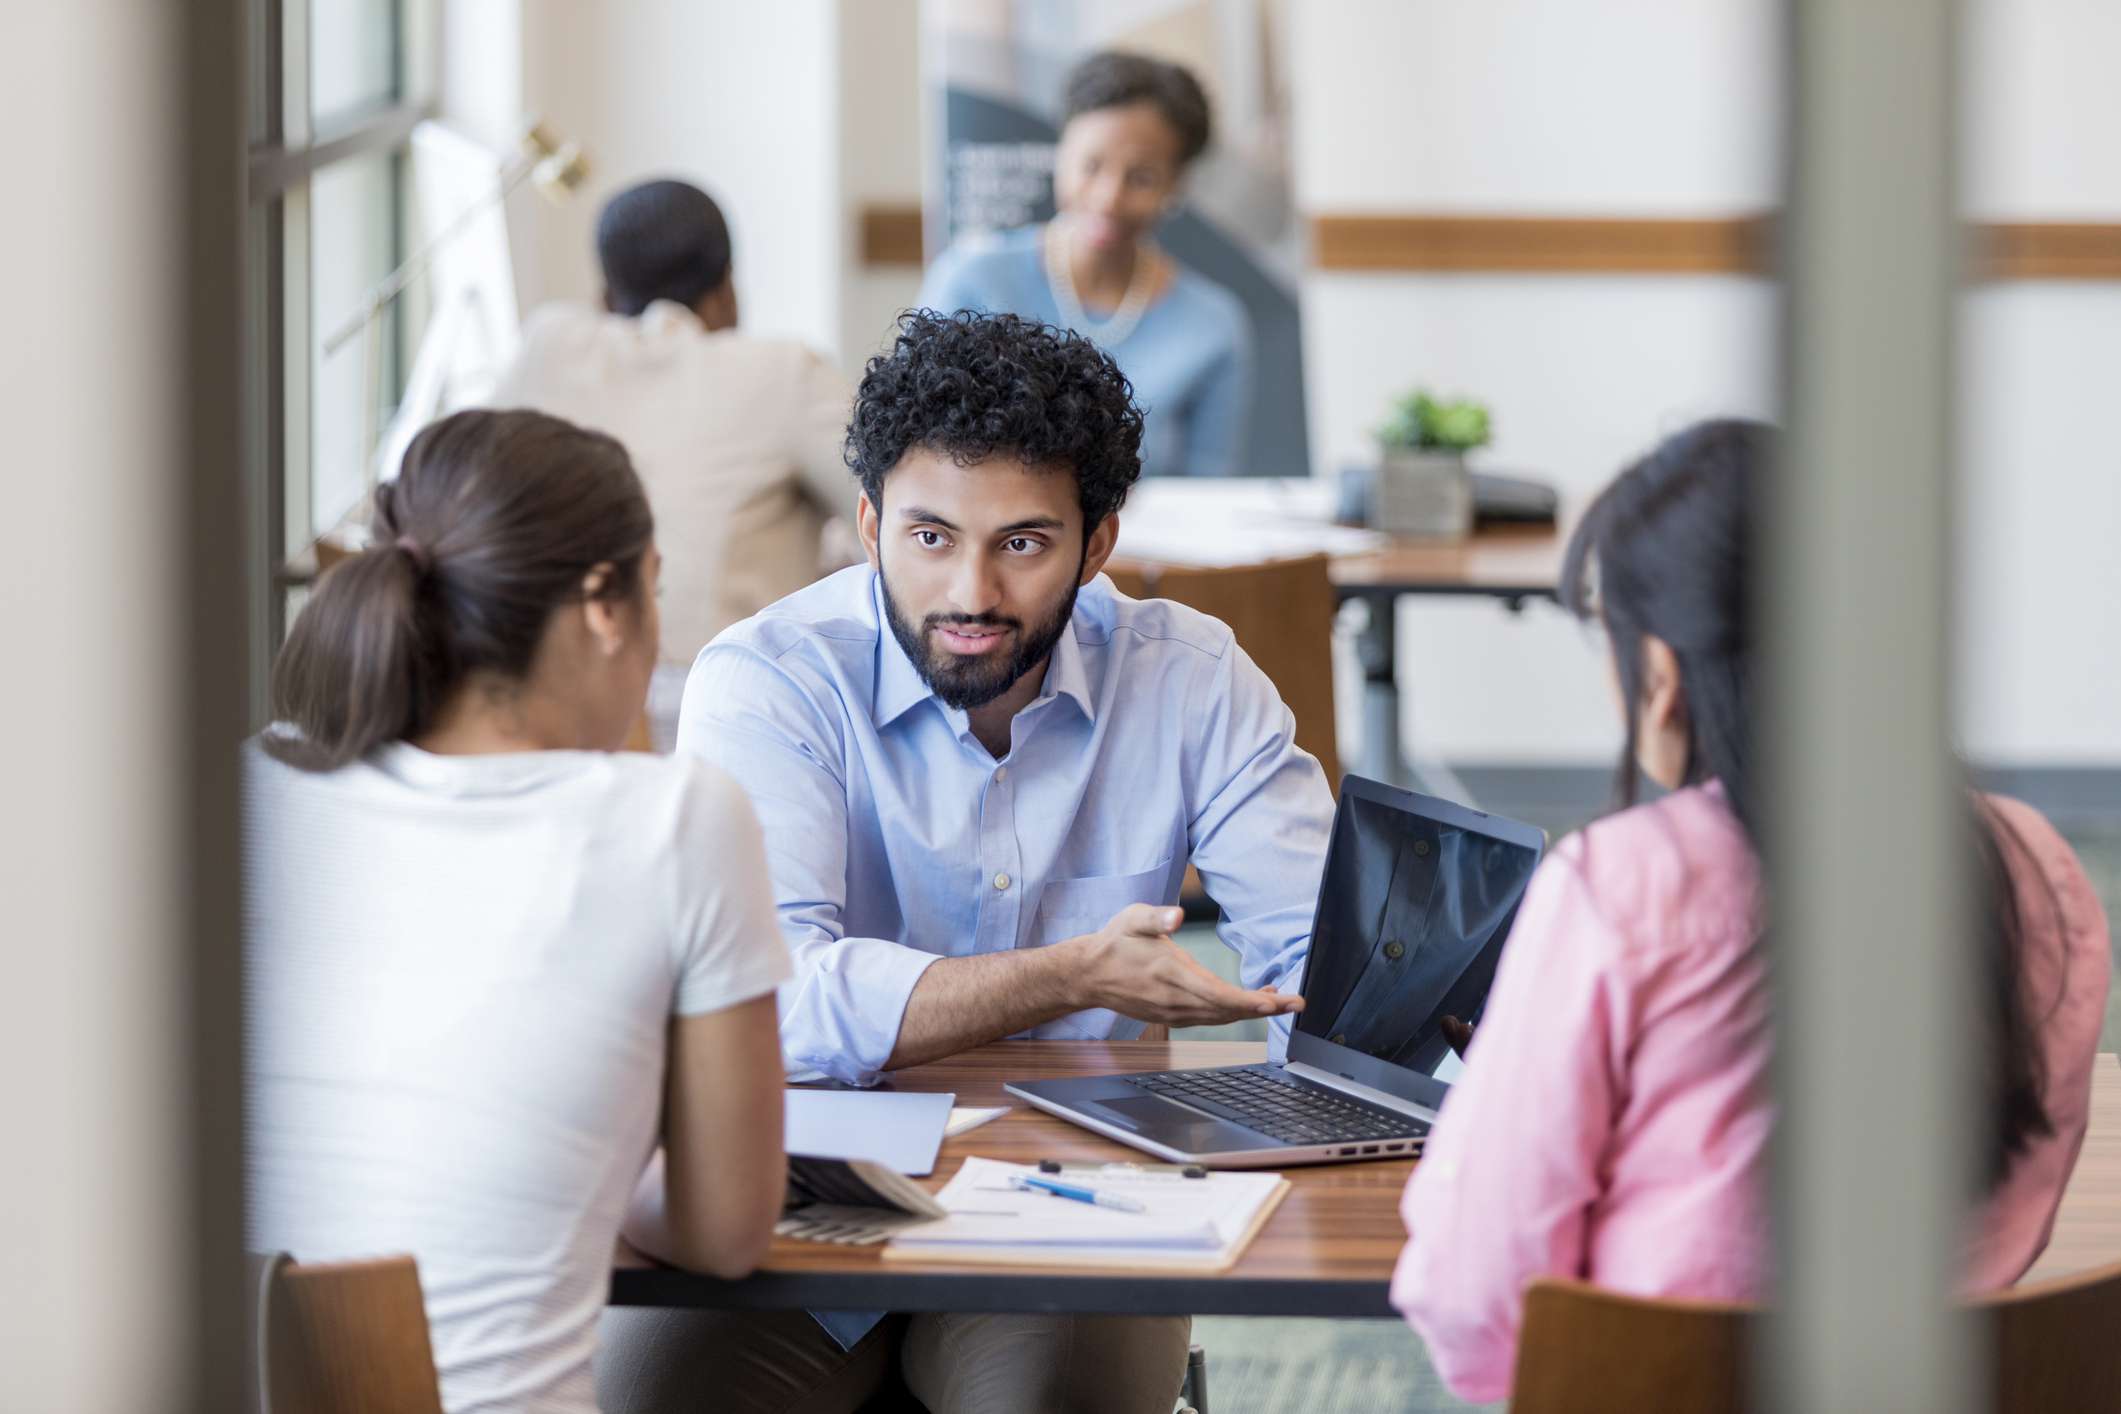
[1384,941,1405,961]
[994,766,1008,783]
[1414,839,1431,857]
[993,872,1011,891]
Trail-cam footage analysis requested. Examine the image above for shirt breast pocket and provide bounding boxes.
[1027,861,1174,947]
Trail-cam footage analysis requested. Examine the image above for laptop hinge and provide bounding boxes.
[1284,1060,1439,1122]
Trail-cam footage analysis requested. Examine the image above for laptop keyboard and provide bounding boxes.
[1124,1065,1430,1148]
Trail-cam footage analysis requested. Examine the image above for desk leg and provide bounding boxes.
[1350,592,1480,805]
[1353,593,1408,787]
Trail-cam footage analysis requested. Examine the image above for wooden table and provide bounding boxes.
[2027,1052,2121,1282]
[609,1045,2121,1318]
[1327,517,1566,605]
[610,1041,1413,1317]
[1330,520,1565,789]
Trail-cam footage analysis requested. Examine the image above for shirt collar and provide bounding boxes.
[636,299,705,337]
[869,575,1097,730]
[872,598,934,728]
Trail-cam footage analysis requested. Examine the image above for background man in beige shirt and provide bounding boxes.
[492,178,856,746]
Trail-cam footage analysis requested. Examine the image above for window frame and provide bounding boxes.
[246,0,435,691]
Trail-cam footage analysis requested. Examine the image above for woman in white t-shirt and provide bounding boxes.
[246,408,792,1414]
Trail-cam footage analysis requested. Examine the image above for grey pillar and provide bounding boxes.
[1767,2,1974,1412]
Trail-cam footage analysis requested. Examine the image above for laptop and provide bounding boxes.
[1005,776,1545,1167]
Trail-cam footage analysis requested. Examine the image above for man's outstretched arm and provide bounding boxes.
[883,904,1301,1070]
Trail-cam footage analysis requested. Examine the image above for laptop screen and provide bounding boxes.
[1294,787,1543,1077]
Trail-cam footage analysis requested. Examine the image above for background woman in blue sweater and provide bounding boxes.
[920,50,1254,478]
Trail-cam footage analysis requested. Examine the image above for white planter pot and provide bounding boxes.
[1374,448,1473,539]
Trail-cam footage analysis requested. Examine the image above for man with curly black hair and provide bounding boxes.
[620,310,1331,1414]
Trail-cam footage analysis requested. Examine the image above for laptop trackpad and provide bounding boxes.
[1092,1095,1240,1150]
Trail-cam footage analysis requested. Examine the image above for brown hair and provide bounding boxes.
[266,408,654,772]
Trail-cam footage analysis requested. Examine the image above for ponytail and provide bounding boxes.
[265,409,652,772]
[265,544,438,770]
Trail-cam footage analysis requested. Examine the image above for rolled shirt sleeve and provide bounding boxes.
[1182,637,1336,1055]
[677,641,939,1084]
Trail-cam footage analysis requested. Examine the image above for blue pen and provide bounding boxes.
[1011,1173,1147,1213]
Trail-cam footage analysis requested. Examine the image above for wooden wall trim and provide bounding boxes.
[860,205,926,267]
[1311,214,1774,274]
[1976,222,2121,281]
[856,203,2121,281]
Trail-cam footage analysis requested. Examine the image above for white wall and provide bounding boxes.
[840,0,927,369]
[1290,0,2121,768]
[3,2,190,1408]
[444,0,918,372]
[445,0,847,357]
[1293,0,1782,765]
[1293,0,1779,215]
[1954,0,2121,763]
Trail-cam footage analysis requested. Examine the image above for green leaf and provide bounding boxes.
[1377,388,1492,450]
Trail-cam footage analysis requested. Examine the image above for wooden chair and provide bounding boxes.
[1104,554,1341,786]
[250,1252,445,1414]
[1509,1257,2121,1413]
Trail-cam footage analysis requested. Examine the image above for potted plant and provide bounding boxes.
[1373,390,1492,539]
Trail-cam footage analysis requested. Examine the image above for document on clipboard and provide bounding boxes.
[883,1157,1289,1271]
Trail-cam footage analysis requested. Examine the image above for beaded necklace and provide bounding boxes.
[1043,220,1158,347]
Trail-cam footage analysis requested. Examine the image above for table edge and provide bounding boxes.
[608,1265,1395,1320]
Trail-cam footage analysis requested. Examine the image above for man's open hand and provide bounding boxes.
[1065,904,1304,1028]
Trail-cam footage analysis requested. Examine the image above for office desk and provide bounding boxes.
[610,1047,2121,1317]
[1328,521,1564,789]
[609,1041,1412,1318]
[2027,1052,2121,1282]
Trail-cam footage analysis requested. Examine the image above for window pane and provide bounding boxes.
[310,0,398,127]
[309,154,398,539]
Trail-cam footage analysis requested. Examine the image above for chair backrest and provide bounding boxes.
[1104,555,1340,787]
[1989,1256,2121,1409]
[251,1252,446,1414]
[1510,1280,1753,1414]
[1510,1258,2121,1414]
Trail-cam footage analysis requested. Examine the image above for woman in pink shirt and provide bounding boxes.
[1392,419,2110,1403]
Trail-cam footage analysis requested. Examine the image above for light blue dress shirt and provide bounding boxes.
[919,226,1254,478]
[676,564,1334,1087]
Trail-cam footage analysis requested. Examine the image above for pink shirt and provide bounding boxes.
[1391,783,2110,1403]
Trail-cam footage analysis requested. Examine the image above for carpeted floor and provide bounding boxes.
[1174,819,2121,1414]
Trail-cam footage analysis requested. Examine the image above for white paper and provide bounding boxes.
[944,1105,1010,1138]
[1112,478,1386,568]
[896,1156,1280,1252]
[783,1089,956,1176]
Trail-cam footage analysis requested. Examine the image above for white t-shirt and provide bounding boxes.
[243,740,789,1414]
[490,301,857,668]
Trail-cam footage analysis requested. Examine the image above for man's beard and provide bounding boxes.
[879,561,1083,712]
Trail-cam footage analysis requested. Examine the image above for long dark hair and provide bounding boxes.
[1561,418,2051,1190]
[266,408,653,772]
